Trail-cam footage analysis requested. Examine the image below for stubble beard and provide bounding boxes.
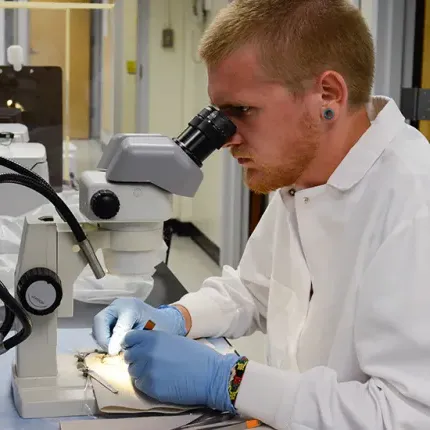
[244,120,321,194]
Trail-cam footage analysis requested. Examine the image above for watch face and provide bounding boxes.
[0,66,63,190]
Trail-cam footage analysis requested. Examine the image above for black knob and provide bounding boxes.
[17,268,63,316]
[90,190,120,219]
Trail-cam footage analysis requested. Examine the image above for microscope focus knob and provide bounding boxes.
[17,268,63,316]
[90,190,120,219]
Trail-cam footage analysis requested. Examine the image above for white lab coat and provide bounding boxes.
[176,97,430,429]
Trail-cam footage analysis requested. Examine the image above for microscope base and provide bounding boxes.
[12,354,97,419]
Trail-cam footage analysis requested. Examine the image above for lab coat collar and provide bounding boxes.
[328,96,406,191]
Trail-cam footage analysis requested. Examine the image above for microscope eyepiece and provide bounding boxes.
[175,106,236,166]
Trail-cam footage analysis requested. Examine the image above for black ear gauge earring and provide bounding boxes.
[323,108,335,120]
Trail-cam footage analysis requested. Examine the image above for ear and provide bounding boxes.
[318,70,348,114]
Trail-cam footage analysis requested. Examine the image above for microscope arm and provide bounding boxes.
[11,212,103,418]
[14,213,108,381]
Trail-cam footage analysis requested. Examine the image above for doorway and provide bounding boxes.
[400,0,430,139]
[417,0,430,140]
[28,0,91,140]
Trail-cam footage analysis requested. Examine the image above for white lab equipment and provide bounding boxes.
[7,45,24,72]
[0,122,50,216]
[2,106,235,418]
[0,123,29,143]
[0,142,49,216]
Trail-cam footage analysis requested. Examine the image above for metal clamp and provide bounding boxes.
[77,362,119,394]
[75,350,119,394]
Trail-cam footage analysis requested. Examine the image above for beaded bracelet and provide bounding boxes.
[228,356,249,406]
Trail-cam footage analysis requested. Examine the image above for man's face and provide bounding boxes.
[208,46,323,194]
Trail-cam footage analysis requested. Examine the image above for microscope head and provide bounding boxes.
[78,107,236,277]
[79,106,236,222]
[95,106,236,198]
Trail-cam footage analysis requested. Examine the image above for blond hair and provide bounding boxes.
[199,0,375,107]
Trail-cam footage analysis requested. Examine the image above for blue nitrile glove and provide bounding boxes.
[123,330,240,413]
[92,298,187,355]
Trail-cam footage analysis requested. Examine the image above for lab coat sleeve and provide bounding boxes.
[173,193,281,340]
[235,212,430,429]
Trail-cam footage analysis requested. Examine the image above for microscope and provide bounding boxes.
[0,107,235,418]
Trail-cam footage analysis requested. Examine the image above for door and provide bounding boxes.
[419,0,430,140]
[29,0,91,140]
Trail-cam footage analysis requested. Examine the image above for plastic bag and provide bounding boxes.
[0,190,165,304]
[0,217,24,254]
[74,243,167,304]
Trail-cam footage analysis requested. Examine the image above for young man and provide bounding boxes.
[93,1,430,428]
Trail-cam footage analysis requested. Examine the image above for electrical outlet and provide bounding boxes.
[162,28,174,48]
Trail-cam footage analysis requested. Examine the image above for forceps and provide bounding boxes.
[75,352,119,394]
[76,362,119,394]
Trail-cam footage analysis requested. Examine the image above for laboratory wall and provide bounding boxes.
[146,0,194,223]
[181,0,229,248]
[121,0,138,134]
[98,0,227,248]
[101,0,137,138]
[144,0,229,248]
[101,0,115,143]
[359,0,378,33]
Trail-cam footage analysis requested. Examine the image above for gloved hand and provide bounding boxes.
[123,330,240,413]
[92,298,187,355]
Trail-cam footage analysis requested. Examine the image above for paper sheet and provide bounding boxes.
[83,338,237,415]
[84,352,200,414]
